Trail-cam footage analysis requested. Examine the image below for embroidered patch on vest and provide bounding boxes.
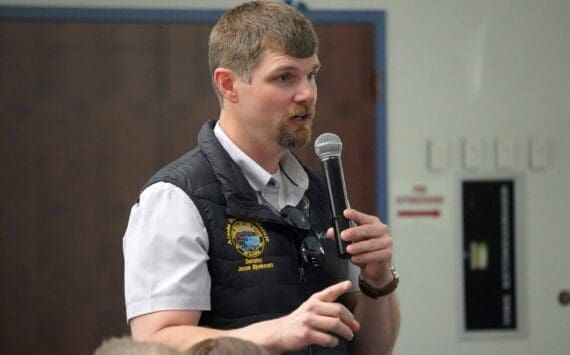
[226,218,274,272]
[226,218,270,258]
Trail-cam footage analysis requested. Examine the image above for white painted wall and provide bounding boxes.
[2,0,568,354]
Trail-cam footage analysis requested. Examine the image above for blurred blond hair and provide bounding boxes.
[94,336,184,355]
[187,337,270,355]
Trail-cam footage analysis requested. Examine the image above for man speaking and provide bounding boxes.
[122,1,400,354]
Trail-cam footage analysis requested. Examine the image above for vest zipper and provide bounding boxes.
[298,266,305,283]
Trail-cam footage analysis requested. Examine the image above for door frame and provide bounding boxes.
[0,5,388,221]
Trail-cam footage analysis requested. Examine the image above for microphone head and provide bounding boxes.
[314,133,342,160]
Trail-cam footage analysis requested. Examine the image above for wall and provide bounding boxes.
[1,0,568,354]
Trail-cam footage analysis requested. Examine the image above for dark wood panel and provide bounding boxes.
[295,23,376,215]
[0,20,376,354]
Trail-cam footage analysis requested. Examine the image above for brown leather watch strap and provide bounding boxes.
[358,266,399,298]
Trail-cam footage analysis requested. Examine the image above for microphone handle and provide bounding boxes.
[321,157,352,258]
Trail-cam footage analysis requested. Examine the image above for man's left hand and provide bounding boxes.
[327,209,393,287]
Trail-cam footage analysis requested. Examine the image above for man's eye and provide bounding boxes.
[277,73,292,82]
[308,72,317,80]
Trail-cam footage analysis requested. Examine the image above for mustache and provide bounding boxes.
[287,104,315,117]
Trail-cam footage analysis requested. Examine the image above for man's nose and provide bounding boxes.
[294,79,317,104]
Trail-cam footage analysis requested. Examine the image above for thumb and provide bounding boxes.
[316,280,352,302]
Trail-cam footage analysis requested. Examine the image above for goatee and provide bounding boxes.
[278,104,315,149]
[278,124,312,149]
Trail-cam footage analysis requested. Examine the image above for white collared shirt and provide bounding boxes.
[214,122,308,211]
[123,122,357,322]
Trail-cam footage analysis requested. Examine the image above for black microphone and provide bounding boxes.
[314,133,353,258]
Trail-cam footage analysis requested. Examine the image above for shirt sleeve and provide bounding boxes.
[123,182,211,322]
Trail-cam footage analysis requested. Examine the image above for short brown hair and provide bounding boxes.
[208,0,319,104]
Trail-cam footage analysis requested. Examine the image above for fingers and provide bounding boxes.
[343,208,381,227]
[307,297,358,331]
[349,248,393,265]
[340,210,389,243]
[301,300,360,345]
[304,314,356,343]
[336,209,393,267]
[346,235,392,255]
[276,281,360,351]
[303,329,340,348]
[326,227,334,240]
[315,280,352,303]
[309,281,360,341]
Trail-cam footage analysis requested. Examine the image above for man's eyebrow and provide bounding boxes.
[271,65,297,72]
[271,62,322,73]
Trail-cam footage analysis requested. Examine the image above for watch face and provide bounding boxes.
[391,266,400,281]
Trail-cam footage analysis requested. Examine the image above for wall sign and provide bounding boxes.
[392,181,447,226]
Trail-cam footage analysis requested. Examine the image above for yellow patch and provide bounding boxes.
[226,218,269,258]
[226,218,274,272]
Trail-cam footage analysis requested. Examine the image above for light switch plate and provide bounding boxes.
[462,138,481,170]
[530,138,549,170]
[427,139,448,171]
[496,138,516,169]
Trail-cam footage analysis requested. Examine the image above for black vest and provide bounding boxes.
[144,121,349,354]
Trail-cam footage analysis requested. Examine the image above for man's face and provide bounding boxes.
[234,49,320,150]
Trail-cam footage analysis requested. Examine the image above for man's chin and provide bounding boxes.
[278,126,312,149]
[296,130,312,148]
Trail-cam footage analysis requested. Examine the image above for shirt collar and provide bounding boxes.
[213,122,308,193]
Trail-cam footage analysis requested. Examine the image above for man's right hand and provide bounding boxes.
[264,280,360,353]
[129,281,359,354]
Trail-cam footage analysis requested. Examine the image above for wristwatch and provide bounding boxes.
[359,266,399,298]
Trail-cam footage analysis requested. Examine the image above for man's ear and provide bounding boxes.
[213,68,239,104]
